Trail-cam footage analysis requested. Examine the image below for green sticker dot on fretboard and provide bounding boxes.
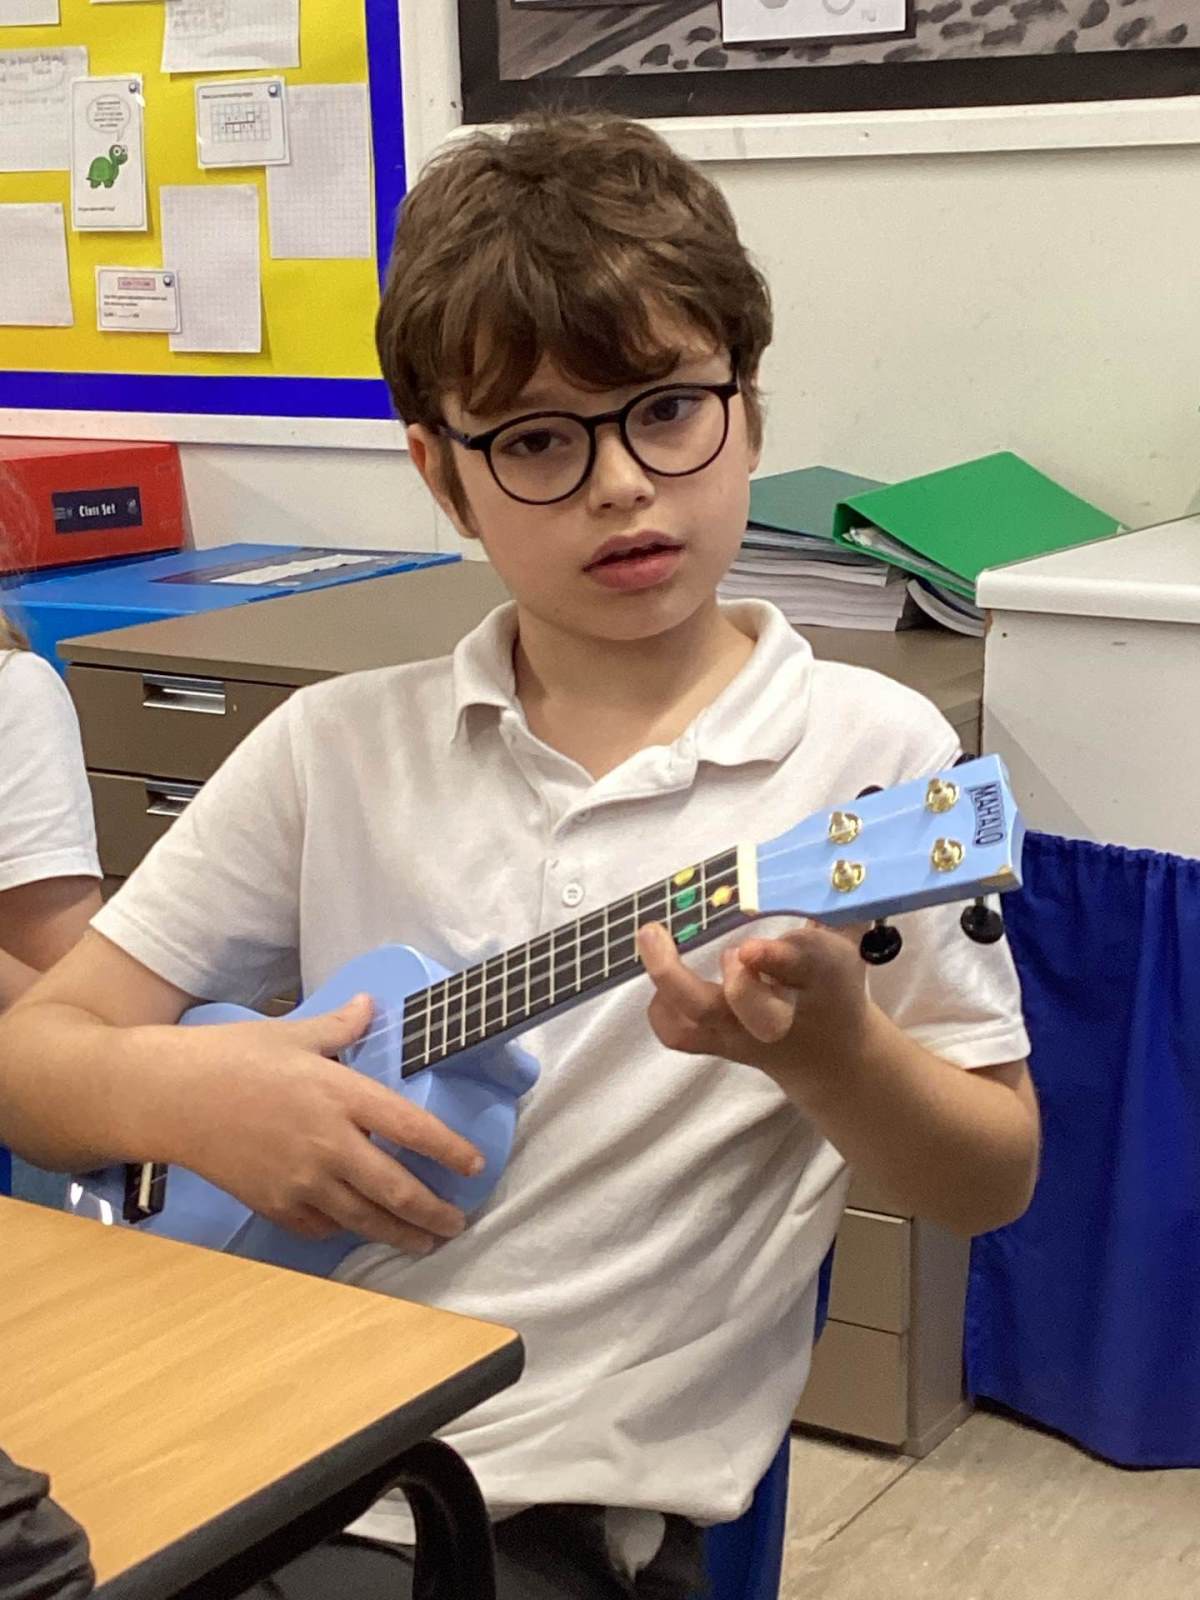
[673,886,699,912]
[674,921,701,944]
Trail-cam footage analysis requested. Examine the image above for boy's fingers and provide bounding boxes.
[323,1180,445,1254]
[739,922,865,985]
[637,924,726,1025]
[352,1075,485,1180]
[340,1134,469,1240]
[722,947,796,1044]
[285,992,375,1057]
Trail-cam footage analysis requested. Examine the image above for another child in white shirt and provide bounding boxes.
[0,606,100,1009]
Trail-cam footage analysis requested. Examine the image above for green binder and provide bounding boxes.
[749,465,884,540]
[830,452,1121,601]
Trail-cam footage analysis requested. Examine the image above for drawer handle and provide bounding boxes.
[142,674,227,715]
[145,781,202,820]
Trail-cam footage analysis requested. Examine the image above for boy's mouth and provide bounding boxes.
[584,536,684,592]
[584,534,683,571]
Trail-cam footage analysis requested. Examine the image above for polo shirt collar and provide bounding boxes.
[450,598,813,768]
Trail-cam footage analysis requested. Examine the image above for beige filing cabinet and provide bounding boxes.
[62,560,511,890]
[62,583,983,1457]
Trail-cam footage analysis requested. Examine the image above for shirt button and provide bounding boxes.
[562,881,584,908]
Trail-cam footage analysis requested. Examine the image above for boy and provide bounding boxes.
[0,114,1037,1598]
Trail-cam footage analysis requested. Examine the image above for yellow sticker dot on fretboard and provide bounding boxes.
[711,886,734,908]
[673,867,696,887]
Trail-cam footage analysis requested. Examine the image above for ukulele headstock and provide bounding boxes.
[744,755,1023,930]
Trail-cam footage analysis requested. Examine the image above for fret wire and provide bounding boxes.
[548,927,555,1008]
[602,899,609,980]
[501,946,508,1033]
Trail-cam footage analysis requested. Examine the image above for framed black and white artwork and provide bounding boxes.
[460,1,1199,123]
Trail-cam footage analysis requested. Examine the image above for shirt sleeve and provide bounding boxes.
[91,695,304,1007]
[865,725,1031,1070]
[0,652,100,893]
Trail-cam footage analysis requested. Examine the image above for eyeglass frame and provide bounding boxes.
[436,364,741,507]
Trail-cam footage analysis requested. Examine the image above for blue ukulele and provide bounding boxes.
[69,755,1023,1277]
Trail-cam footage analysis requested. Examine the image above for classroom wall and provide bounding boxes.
[182,138,1200,557]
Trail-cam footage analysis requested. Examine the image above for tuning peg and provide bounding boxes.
[856,784,883,799]
[961,899,1005,945]
[860,920,903,966]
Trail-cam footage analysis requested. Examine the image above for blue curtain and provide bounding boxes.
[966,831,1200,1467]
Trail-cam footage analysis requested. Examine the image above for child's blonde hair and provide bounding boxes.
[0,610,27,651]
[376,111,772,519]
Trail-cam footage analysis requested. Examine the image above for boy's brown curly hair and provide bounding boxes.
[376,112,772,517]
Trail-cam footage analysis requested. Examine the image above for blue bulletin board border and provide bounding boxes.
[0,0,404,425]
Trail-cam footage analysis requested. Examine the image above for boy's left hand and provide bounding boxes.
[635,920,874,1097]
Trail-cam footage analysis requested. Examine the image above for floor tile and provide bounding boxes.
[782,1410,1200,1600]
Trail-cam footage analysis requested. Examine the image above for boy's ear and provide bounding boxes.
[406,424,480,541]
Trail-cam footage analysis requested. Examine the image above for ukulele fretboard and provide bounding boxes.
[399,846,747,1075]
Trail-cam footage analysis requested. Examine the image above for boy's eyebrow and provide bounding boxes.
[500,359,730,417]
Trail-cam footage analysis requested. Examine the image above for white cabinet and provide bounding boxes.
[978,516,1200,857]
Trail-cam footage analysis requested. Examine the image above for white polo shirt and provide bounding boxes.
[93,600,1029,1542]
[0,650,99,894]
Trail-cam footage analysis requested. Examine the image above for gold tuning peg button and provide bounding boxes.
[827,810,861,846]
[931,837,965,874]
[925,777,960,815]
[831,859,866,894]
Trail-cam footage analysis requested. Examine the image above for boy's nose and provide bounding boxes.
[586,424,655,513]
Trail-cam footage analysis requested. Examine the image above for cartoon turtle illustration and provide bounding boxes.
[86,144,128,189]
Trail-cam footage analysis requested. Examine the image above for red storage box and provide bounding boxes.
[0,437,186,574]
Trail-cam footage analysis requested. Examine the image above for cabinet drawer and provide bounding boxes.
[828,1210,910,1335]
[89,772,201,878]
[794,1321,907,1447]
[71,665,290,782]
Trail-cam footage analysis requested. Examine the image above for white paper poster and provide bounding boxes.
[0,0,59,24]
[721,0,909,45]
[70,76,147,232]
[160,183,261,353]
[267,83,372,260]
[0,202,72,325]
[196,76,289,168]
[162,0,300,74]
[96,266,182,332]
[0,46,88,172]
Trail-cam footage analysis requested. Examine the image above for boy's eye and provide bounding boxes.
[633,389,704,429]
[495,423,576,459]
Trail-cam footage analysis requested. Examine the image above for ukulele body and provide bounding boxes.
[69,944,541,1276]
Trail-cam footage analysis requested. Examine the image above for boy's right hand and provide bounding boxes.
[168,993,482,1255]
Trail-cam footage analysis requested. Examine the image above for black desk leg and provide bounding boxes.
[157,1439,498,1600]
[390,1439,497,1600]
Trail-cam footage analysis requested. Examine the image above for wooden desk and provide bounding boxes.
[0,1198,523,1599]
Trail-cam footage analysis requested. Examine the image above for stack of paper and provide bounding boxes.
[719,466,911,631]
[906,577,985,637]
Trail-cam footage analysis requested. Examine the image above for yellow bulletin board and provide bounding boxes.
[0,0,405,439]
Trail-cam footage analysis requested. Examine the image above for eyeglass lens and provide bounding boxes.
[488,385,729,504]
